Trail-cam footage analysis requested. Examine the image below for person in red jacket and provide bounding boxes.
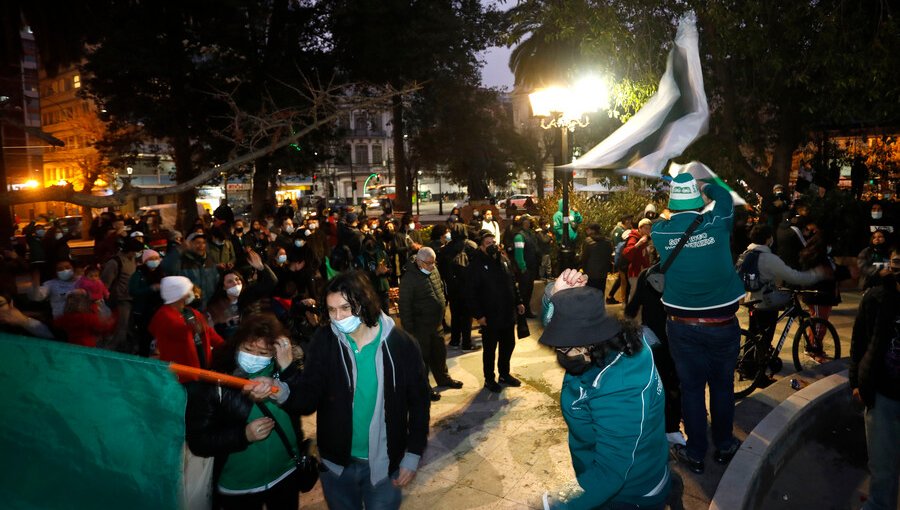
[149,276,223,373]
[623,218,655,305]
[54,289,116,347]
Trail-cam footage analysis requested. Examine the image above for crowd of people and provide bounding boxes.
[3,178,899,508]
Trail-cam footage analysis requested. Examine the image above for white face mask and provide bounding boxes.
[872,211,883,220]
[54,232,64,240]
[334,314,362,334]
[294,239,305,247]
[443,232,451,242]
[304,229,312,237]
[237,351,272,374]
[226,284,243,298]
[276,254,287,264]
[184,292,195,305]
[57,269,74,281]
[284,225,295,234]
[135,251,144,259]
[408,223,415,231]
[146,259,161,270]
[420,268,432,275]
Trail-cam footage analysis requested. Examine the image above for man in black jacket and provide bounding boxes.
[850,244,900,510]
[579,223,614,292]
[253,270,430,509]
[466,230,525,393]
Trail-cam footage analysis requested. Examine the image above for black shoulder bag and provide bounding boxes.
[255,402,319,493]
[646,215,704,294]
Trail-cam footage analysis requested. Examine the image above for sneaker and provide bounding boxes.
[429,391,442,402]
[671,444,704,474]
[666,431,687,446]
[484,380,502,393]
[498,374,522,387]
[606,297,620,305]
[714,440,741,464]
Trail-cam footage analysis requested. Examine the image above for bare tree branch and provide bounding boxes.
[0,83,417,207]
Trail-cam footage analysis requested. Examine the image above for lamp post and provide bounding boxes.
[529,77,608,273]
[416,170,422,216]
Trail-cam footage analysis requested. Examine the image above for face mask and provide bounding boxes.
[294,239,305,247]
[57,269,74,281]
[308,223,318,230]
[872,211,883,220]
[146,259,161,269]
[213,240,224,246]
[226,284,243,298]
[443,232,451,242]
[276,254,287,264]
[234,228,244,234]
[484,216,493,222]
[304,229,312,237]
[334,314,362,334]
[184,292,195,305]
[134,250,143,259]
[54,232,64,240]
[237,351,272,374]
[36,229,46,238]
[556,347,594,375]
[408,223,415,231]
[420,267,432,275]
[826,245,833,255]
[284,225,295,234]
[486,244,499,257]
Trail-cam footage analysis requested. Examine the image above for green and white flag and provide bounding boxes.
[561,13,708,178]
[0,334,186,509]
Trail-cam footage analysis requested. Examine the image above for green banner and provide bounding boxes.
[0,334,186,509]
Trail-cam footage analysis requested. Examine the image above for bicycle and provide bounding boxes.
[733,289,841,398]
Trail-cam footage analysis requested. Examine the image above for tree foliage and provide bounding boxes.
[507,1,900,198]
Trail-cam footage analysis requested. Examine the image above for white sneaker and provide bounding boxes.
[667,431,687,446]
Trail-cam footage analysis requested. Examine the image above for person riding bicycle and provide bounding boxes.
[740,225,826,346]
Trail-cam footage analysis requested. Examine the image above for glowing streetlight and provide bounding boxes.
[529,75,609,272]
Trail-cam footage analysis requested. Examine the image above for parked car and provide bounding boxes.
[502,194,535,209]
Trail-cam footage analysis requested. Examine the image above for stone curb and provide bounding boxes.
[709,369,850,510]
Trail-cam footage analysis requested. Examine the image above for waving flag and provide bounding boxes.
[561,13,708,178]
[668,161,747,206]
[0,334,186,509]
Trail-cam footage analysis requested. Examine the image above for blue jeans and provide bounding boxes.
[863,392,900,510]
[666,319,740,460]
[319,459,401,510]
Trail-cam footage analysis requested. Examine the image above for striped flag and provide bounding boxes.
[561,13,708,178]
[0,334,186,509]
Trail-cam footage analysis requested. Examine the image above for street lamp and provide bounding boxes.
[416,170,422,216]
[529,76,608,272]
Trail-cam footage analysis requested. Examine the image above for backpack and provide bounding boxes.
[613,240,627,269]
[452,248,469,269]
[736,249,764,292]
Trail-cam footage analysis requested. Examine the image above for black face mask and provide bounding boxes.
[486,244,499,257]
[555,347,594,375]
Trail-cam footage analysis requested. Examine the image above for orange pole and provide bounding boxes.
[168,363,279,394]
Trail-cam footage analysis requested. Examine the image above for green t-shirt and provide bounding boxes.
[218,363,297,491]
[348,320,382,459]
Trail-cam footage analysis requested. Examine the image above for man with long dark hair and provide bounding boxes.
[249,270,430,509]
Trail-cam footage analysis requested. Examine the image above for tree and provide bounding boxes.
[506,1,900,198]
[327,0,501,211]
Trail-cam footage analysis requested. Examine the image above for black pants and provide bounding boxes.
[517,269,538,315]
[652,343,682,433]
[449,296,472,348]
[482,325,515,381]
[218,471,299,510]
[586,271,608,293]
[414,327,452,385]
[748,309,778,347]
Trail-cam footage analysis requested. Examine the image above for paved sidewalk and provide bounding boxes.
[297,290,865,509]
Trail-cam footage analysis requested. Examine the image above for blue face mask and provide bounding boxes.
[237,351,272,374]
[420,268,432,275]
[334,314,362,334]
[146,259,161,270]
[276,254,287,264]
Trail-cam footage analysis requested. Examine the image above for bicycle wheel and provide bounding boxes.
[792,317,841,372]
[734,329,768,398]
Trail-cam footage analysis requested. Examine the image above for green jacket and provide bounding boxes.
[552,199,583,242]
[556,336,670,509]
[650,182,744,314]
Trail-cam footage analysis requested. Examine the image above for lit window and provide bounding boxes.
[73,75,81,88]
